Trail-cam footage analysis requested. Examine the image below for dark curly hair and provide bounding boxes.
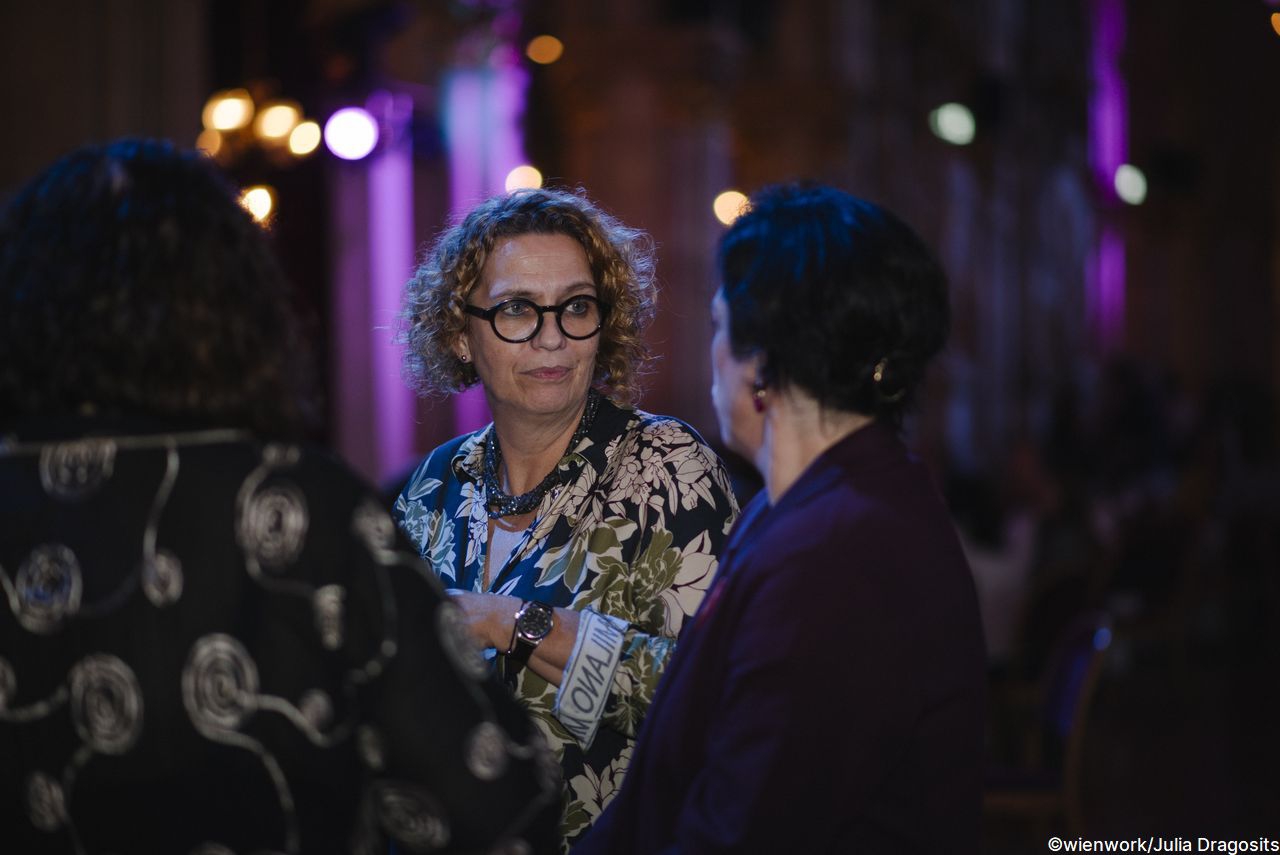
[717,183,950,427]
[0,138,317,438]
[399,187,657,405]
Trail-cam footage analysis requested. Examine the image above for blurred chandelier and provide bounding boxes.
[197,88,323,165]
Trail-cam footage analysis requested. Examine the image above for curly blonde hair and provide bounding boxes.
[400,187,657,406]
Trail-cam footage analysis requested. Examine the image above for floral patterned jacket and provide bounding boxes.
[393,395,739,847]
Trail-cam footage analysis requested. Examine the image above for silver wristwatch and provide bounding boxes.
[507,599,554,669]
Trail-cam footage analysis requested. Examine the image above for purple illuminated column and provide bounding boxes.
[367,92,417,480]
[442,49,531,435]
[1088,0,1127,351]
[329,91,417,485]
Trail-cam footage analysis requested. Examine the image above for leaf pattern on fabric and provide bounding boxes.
[562,743,633,843]
[393,399,739,850]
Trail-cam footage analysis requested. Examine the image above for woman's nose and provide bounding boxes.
[531,310,567,349]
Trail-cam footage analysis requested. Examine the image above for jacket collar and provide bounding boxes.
[769,419,908,515]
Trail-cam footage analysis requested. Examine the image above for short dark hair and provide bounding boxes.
[0,138,317,438]
[400,187,657,405]
[717,183,950,426]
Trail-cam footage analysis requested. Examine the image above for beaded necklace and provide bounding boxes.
[482,390,601,519]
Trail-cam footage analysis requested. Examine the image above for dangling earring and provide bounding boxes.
[751,379,767,413]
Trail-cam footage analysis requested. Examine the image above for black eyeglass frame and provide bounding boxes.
[463,295,610,343]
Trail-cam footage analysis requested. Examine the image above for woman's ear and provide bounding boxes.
[453,331,471,364]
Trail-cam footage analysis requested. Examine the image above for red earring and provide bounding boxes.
[751,381,766,413]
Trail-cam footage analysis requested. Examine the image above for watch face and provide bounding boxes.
[516,602,554,642]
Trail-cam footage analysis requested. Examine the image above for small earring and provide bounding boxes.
[460,354,469,363]
[872,358,905,402]
[751,380,767,414]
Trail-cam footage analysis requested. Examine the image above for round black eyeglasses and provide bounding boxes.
[464,295,608,344]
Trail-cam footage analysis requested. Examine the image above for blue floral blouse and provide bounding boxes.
[393,395,739,846]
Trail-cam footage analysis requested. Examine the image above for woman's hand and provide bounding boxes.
[449,591,521,651]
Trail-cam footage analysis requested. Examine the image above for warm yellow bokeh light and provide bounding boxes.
[202,89,255,132]
[1272,12,1280,38]
[505,165,544,192]
[526,35,565,65]
[239,185,276,224]
[289,120,322,156]
[195,129,223,157]
[713,190,749,226]
[255,101,301,140]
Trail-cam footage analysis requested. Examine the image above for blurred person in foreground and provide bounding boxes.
[0,139,559,854]
[575,184,986,854]
[394,188,739,846]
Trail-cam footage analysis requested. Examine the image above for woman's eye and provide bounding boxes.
[501,301,533,317]
[565,298,590,315]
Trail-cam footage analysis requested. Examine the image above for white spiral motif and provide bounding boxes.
[357,725,386,771]
[436,601,487,681]
[25,771,67,831]
[182,634,260,737]
[313,585,346,651]
[14,544,83,634]
[298,689,333,731]
[353,499,397,555]
[38,439,116,499]
[69,654,143,754]
[373,783,450,852]
[237,482,308,570]
[465,722,509,781]
[0,656,14,710]
[141,549,184,607]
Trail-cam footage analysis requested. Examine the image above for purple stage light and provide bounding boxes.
[324,107,379,161]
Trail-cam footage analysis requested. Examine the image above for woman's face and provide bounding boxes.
[460,232,601,427]
[709,290,764,458]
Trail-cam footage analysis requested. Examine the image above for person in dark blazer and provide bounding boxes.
[574,183,986,854]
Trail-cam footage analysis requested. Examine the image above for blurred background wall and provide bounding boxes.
[3,0,1278,846]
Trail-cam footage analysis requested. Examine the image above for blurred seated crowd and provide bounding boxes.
[949,356,1277,678]
[944,355,1279,840]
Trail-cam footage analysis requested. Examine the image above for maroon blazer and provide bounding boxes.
[574,421,986,854]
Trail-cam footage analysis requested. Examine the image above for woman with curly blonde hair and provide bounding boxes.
[394,187,739,848]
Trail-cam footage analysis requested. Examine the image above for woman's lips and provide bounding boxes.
[525,366,571,381]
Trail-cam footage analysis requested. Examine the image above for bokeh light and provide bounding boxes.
[288,120,322,156]
[928,103,976,146]
[1114,164,1147,205]
[324,107,379,161]
[504,164,544,191]
[195,129,223,158]
[255,101,301,140]
[1272,12,1280,38]
[239,185,276,224]
[202,89,254,132]
[526,35,565,65]
[713,190,749,226]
